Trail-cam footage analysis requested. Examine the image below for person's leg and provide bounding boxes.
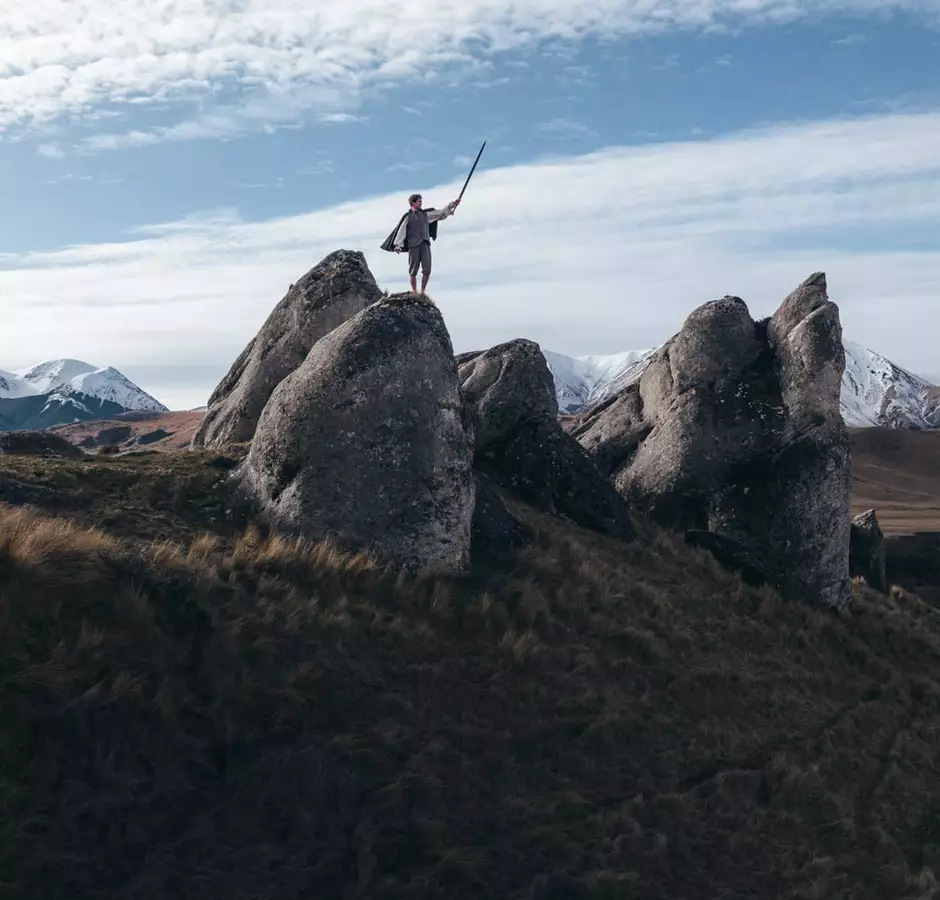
[408,246,420,292]
[419,243,432,294]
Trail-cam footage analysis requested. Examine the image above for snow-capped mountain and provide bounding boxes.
[0,359,168,432]
[543,349,657,412]
[840,342,939,429]
[14,359,167,412]
[0,368,37,399]
[546,342,940,430]
[17,359,99,394]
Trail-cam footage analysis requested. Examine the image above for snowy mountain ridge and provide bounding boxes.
[541,349,658,412]
[840,342,939,429]
[1,359,167,412]
[0,368,36,400]
[546,341,940,430]
[0,359,168,432]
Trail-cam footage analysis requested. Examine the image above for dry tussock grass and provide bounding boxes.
[0,448,244,544]
[3,493,940,899]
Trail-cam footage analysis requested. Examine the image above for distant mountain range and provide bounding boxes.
[0,359,167,432]
[3,340,937,437]
[545,341,940,430]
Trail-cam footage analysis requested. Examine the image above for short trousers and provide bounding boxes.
[408,241,432,277]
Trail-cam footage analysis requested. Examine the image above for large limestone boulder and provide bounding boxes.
[457,338,557,449]
[457,339,634,540]
[572,273,852,609]
[236,293,474,573]
[193,250,383,449]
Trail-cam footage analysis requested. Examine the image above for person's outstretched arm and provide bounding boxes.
[426,199,460,223]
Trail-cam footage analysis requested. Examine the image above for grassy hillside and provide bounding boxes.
[850,428,940,533]
[0,445,245,543]
[3,451,940,898]
[35,416,940,538]
[48,410,207,453]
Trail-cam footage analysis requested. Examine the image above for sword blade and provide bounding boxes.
[457,140,487,203]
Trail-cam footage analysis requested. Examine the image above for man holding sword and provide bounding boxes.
[382,194,461,295]
[380,141,486,294]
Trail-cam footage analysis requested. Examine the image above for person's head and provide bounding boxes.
[408,193,423,210]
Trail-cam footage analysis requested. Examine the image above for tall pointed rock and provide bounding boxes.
[193,250,383,448]
[573,273,851,610]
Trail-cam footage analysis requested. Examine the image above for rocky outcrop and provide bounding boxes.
[572,273,852,609]
[457,339,557,449]
[850,509,887,592]
[236,293,474,573]
[457,339,634,540]
[89,426,133,448]
[0,430,86,459]
[193,250,383,449]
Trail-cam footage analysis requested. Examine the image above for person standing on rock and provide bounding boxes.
[380,193,460,294]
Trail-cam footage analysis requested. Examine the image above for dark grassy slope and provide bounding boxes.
[2,453,940,899]
[0,447,244,543]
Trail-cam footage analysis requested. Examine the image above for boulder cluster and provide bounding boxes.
[197,252,858,608]
[199,250,628,573]
[571,273,852,609]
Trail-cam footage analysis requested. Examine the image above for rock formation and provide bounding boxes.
[193,250,383,449]
[457,339,634,540]
[236,293,474,573]
[572,273,852,609]
[0,430,86,459]
[850,509,887,592]
[457,338,557,448]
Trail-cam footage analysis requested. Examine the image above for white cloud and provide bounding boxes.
[319,113,368,124]
[37,142,64,158]
[44,172,92,184]
[2,109,940,409]
[2,0,939,148]
[232,178,285,189]
[834,32,868,45]
[535,118,597,138]
[298,161,335,176]
[387,161,431,172]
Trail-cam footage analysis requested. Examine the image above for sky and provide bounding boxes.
[1,1,939,410]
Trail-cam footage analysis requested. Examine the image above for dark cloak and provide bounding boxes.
[380,209,440,253]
